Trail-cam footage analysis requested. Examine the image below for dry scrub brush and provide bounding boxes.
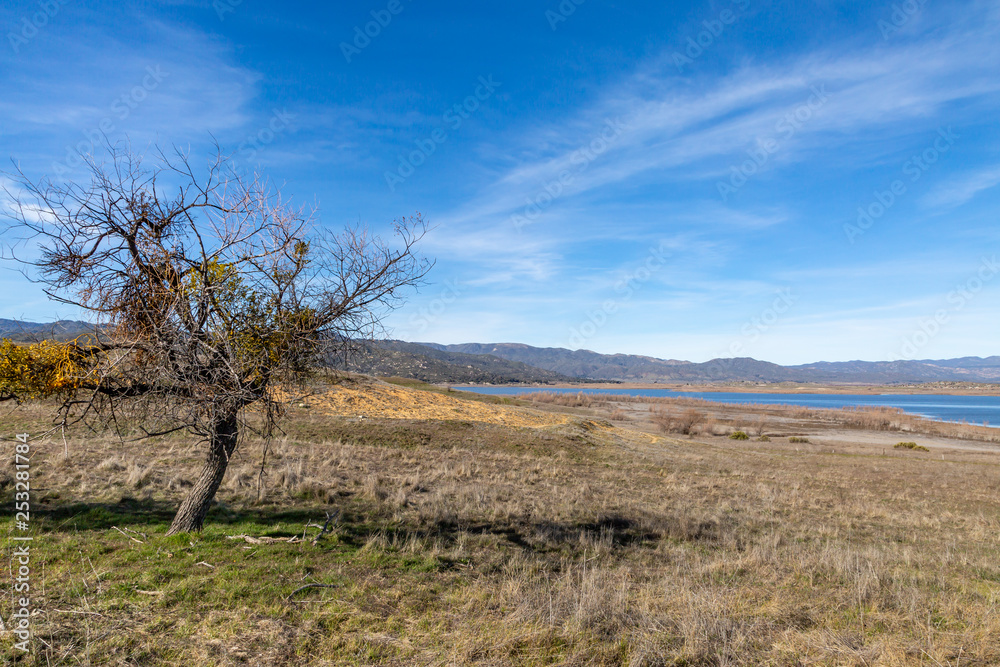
[651,407,703,435]
[518,391,611,408]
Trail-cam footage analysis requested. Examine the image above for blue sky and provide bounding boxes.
[1,0,999,364]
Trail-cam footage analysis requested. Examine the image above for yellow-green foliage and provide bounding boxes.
[729,430,749,440]
[0,338,92,399]
[895,441,929,452]
[185,259,318,380]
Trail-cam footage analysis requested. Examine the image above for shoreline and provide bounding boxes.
[452,381,1000,396]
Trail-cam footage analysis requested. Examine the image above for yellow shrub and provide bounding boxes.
[0,338,92,399]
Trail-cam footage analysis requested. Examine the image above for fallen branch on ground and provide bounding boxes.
[311,510,340,545]
[226,534,303,545]
[286,583,338,601]
[112,526,144,544]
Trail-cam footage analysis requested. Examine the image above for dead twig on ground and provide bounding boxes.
[226,534,303,545]
[111,526,144,544]
[311,510,340,545]
[286,583,338,601]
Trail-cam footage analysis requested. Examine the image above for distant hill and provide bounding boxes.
[788,358,1000,383]
[426,342,691,381]
[416,342,1000,384]
[334,340,588,385]
[6,319,999,385]
[0,318,94,342]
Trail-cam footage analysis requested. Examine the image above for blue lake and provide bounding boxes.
[455,386,1000,427]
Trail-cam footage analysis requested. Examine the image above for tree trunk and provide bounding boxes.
[166,411,239,535]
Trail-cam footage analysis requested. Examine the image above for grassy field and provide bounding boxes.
[3,378,1000,665]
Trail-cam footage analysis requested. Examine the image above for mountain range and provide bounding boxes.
[334,340,585,385]
[3,319,999,384]
[412,342,1000,384]
[0,318,94,342]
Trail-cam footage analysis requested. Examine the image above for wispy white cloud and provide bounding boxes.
[0,16,261,176]
[416,19,1000,306]
[922,165,1000,208]
[438,6,1000,239]
[5,1,999,363]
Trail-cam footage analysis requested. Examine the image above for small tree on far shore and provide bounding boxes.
[1,144,430,534]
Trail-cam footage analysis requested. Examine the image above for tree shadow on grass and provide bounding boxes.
[33,497,324,534]
[33,498,737,558]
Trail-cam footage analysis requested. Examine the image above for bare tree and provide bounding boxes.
[1,144,430,534]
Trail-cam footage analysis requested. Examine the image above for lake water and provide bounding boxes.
[455,386,1000,427]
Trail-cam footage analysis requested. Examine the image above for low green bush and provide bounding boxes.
[789,436,809,443]
[894,441,929,452]
[729,431,749,440]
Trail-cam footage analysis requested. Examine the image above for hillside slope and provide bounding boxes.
[0,318,93,342]
[338,340,587,384]
[423,342,1000,384]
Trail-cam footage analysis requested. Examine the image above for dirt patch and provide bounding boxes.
[280,378,569,428]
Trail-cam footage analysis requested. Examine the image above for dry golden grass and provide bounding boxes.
[523,390,1000,443]
[3,380,1000,665]
[278,375,568,428]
